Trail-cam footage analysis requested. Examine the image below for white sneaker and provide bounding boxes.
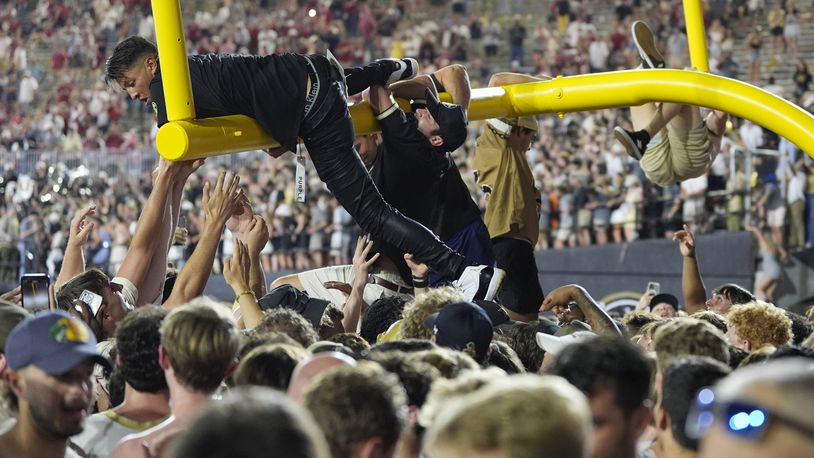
[380,58,419,85]
[453,265,506,301]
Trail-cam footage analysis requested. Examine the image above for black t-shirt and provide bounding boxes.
[370,106,481,280]
[150,53,309,152]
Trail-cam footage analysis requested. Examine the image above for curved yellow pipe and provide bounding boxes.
[157,69,814,161]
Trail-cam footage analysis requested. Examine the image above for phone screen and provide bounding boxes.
[646,281,661,295]
[79,290,104,316]
[21,273,51,311]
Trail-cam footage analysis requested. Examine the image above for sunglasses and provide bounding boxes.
[686,388,814,442]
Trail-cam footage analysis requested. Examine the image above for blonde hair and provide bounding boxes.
[399,287,465,340]
[653,318,729,371]
[418,367,505,428]
[425,375,592,458]
[161,297,241,392]
[727,301,792,349]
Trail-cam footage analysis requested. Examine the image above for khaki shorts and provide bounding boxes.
[641,122,713,186]
[298,265,413,306]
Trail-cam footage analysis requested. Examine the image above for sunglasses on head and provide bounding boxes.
[686,388,814,442]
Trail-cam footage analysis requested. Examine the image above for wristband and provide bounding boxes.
[412,276,428,288]
[375,103,399,120]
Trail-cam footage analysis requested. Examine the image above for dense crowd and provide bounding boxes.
[1,1,814,458]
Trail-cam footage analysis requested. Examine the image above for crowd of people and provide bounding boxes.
[1,1,814,458]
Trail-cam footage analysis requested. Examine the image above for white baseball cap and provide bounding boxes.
[535,331,597,355]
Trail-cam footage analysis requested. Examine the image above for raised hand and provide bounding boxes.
[224,240,251,294]
[68,204,97,248]
[202,171,243,227]
[540,285,578,312]
[404,253,429,279]
[226,193,254,237]
[243,215,270,258]
[353,235,380,287]
[672,224,696,258]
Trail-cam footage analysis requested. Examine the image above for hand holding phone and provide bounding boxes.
[21,274,51,311]
[78,290,104,316]
[646,281,661,296]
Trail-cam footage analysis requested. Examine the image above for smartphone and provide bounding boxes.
[646,281,661,295]
[79,290,104,316]
[21,273,51,311]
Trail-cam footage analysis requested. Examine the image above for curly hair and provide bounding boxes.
[255,308,319,348]
[784,310,812,345]
[501,321,545,373]
[727,301,792,349]
[399,287,465,340]
[115,305,168,393]
[485,341,525,374]
[359,296,407,344]
[328,333,371,354]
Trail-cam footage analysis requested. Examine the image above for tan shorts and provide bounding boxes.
[641,122,713,187]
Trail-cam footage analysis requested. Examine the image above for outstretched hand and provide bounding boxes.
[353,235,380,287]
[672,224,696,258]
[225,193,253,236]
[404,253,429,279]
[68,204,96,248]
[243,215,270,258]
[224,240,251,293]
[202,171,243,227]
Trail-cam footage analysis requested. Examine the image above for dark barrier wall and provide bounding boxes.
[535,231,757,308]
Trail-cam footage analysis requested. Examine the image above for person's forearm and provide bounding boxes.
[341,282,367,333]
[117,171,173,292]
[388,75,435,100]
[682,255,707,315]
[55,241,85,289]
[433,64,471,108]
[248,254,266,298]
[163,222,222,308]
[235,292,263,329]
[571,285,622,336]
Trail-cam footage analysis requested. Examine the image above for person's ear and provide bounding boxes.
[0,354,7,375]
[654,406,669,431]
[743,339,752,353]
[356,437,387,458]
[116,354,124,368]
[146,56,158,75]
[158,345,170,371]
[632,403,653,438]
[4,369,24,398]
[428,135,444,147]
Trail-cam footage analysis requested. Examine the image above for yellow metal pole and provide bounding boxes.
[683,0,710,72]
[151,0,195,121]
[156,69,814,161]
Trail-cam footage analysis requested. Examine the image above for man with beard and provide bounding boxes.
[0,311,111,458]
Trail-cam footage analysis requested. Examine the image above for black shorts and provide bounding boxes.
[492,237,545,315]
[771,26,784,36]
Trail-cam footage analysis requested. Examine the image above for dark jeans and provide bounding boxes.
[299,55,468,279]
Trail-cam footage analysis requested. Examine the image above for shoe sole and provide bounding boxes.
[632,21,665,69]
[471,266,506,302]
[613,127,643,161]
[385,58,418,85]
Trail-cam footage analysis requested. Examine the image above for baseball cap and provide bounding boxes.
[423,88,468,152]
[423,301,493,362]
[649,293,679,311]
[0,300,31,352]
[258,285,330,330]
[473,300,510,327]
[535,330,596,355]
[6,311,111,375]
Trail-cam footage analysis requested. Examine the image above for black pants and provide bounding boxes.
[492,237,544,314]
[299,55,468,279]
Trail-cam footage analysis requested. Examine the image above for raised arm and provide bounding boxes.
[224,239,263,329]
[541,284,622,336]
[673,224,707,315]
[487,72,550,88]
[389,64,471,108]
[341,235,379,333]
[163,171,242,308]
[55,204,96,290]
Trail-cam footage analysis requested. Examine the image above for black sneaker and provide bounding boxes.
[632,21,665,69]
[613,127,650,161]
[377,58,419,85]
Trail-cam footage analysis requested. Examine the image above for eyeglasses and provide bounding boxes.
[686,388,814,442]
